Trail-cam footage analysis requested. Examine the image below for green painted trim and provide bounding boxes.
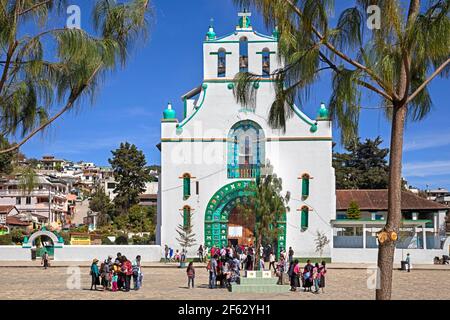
[204,78,276,83]
[160,137,332,143]
[291,104,316,127]
[256,51,276,54]
[161,119,178,123]
[183,98,187,119]
[316,118,331,122]
[266,137,332,142]
[204,40,278,44]
[204,180,287,255]
[177,85,208,129]
[210,52,232,55]
[161,138,227,143]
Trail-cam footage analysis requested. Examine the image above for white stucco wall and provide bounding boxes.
[0,245,163,262]
[0,246,31,261]
[54,245,162,262]
[332,248,448,265]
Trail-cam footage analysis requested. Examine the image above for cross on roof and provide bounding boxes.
[238,8,252,29]
[238,9,252,18]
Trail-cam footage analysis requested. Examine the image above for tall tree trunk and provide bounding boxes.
[376,102,407,300]
[255,231,262,271]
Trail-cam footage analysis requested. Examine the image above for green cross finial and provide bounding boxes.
[238,9,252,28]
[206,18,216,40]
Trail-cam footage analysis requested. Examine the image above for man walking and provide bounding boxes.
[42,251,49,269]
[405,253,411,272]
[164,245,169,263]
[208,255,218,289]
[288,247,294,263]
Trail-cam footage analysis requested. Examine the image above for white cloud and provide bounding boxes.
[403,160,450,177]
[404,132,450,152]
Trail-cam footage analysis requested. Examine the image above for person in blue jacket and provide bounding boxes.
[90,258,100,290]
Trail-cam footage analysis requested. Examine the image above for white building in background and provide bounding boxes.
[157,11,335,258]
[0,175,69,229]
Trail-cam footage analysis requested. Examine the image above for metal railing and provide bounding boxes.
[227,164,261,179]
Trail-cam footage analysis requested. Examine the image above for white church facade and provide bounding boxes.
[156,12,336,259]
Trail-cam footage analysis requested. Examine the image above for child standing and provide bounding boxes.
[186,262,195,288]
[111,273,119,292]
[312,263,321,294]
[319,261,327,293]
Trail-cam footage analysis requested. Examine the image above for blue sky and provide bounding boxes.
[18,0,450,190]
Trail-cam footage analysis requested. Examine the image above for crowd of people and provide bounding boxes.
[164,245,190,263]
[90,253,143,292]
[198,244,328,294]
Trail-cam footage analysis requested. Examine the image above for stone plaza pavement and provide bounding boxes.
[0,262,449,300]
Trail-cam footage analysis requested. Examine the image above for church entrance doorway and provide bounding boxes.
[204,181,286,256]
[227,206,255,247]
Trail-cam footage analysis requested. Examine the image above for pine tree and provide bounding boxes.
[176,212,197,255]
[333,137,389,189]
[108,142,151,214]
[347,201,361,220]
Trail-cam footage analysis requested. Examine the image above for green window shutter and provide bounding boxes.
[183,176,191,199]
[302,176,310,198]
[301,208,309,230]
[183,207,190,228]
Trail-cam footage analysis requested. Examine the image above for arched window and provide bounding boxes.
[227,120,265,178]
[239,37,249,73]
[301,206,309,231]
[262,48,270,77]
[218,48,226,78]
[301,173,310,199]
[183,206,191,228]
[182,173,191,199]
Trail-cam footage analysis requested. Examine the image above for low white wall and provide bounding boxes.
[0,246,31,261]
[332,248,446,265]
[54,245,162,262]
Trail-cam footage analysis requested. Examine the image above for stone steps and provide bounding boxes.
[240,277,278,285]
[230,270,290,293]
[231,283,291,293]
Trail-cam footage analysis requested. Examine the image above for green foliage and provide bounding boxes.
[127,205,153,232]
[89,187,115,226]
[101,236,114,245]
[112,204,155,233]
[0,234,12,245]
[69,225,89,233]
[0,0,152,153]
[17,166,37,194]
[333,137,389,189]
[115,234,129,245]
[346,201,361,220]
[0,136,17,175]
[238,163,290,269]
[59,232,71,245]
[131,234,153,245]
[109,142,151,213]
[9,228,27,244]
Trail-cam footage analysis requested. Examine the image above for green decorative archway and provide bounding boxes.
[22,226,64,249]
[204,181,286,256]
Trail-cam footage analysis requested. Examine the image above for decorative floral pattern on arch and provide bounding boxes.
[204,181,286,256]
